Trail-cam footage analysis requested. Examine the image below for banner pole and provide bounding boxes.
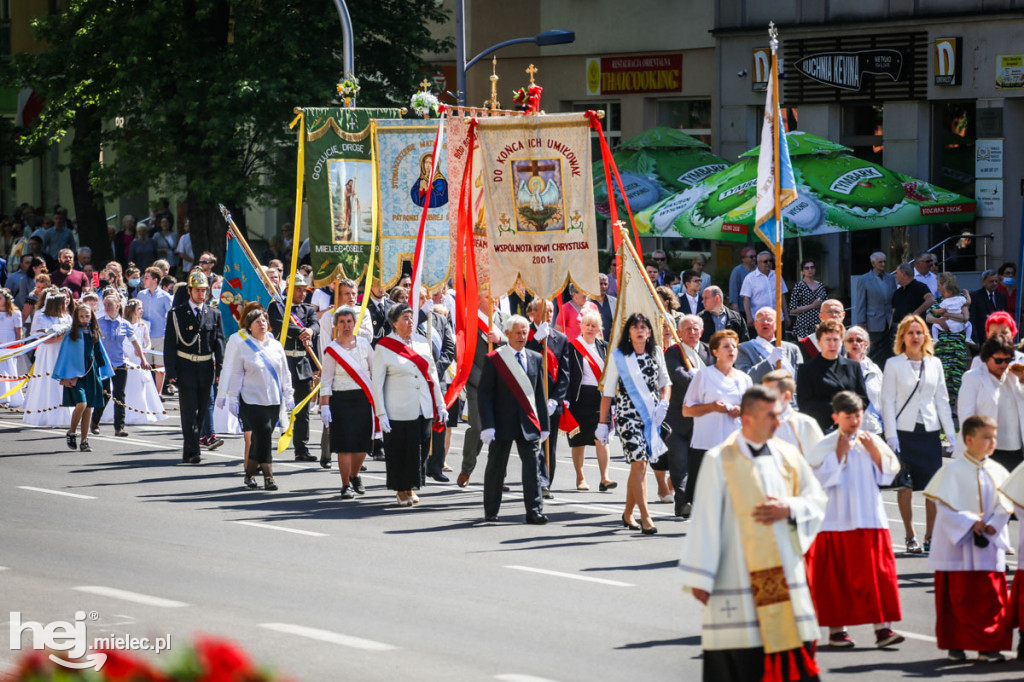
[283,109,306,346]
[619,228,685,359]
[770,25,784,360]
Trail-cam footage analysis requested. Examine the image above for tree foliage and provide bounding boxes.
[11,0,452,266]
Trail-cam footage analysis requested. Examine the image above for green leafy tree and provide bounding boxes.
[12,0,452,268]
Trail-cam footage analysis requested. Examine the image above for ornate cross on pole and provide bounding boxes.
[486,56,500,110]
[525,63,538,85]
[419,78,432,93]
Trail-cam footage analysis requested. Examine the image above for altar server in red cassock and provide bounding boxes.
[805,391,904,649]
[925,414,1013,662]
[998,457,1024,660]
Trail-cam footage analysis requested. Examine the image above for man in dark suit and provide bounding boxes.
[269,273,319,463]
[478,315,550,524]
[457,292,508,487]
[417,288,456,482]
[971,269,1011,345]
[164,271,226,464]
[526,298,570,497]
[699,285,749,344]
[366,280,393,346]
[677,269,705,316]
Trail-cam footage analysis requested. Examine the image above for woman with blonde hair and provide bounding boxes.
[566,309,614,491]
[881,314,956,554]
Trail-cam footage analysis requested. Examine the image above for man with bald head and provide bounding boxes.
[797,298,845,361]
[854,251,896,364]
[736,306,803,384]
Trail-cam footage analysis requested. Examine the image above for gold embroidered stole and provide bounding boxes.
[720,434,803,654]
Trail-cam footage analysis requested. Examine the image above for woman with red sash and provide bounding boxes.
[372,303,447,507]
[320,306,376,500]
[567,309,614,491]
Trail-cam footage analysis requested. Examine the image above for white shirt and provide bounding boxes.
[957,366,1024,452]
[222,333,293,407]
[175,233,194,272]
[808,431,898,532]
[914,269,939,298]
[683,292,700,314]
[320,337,374,396]
[579,339,600,387]
[931,295,967,336]
[739,269,788,314]
[927,457,1011,572]
[371,332,444,421]
[311,289,333,314]
[683,365,752,450]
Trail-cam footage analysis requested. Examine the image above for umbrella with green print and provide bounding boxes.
[593,126,731,219]
[633,131,977,242]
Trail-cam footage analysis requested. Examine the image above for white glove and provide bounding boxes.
[421,300,434,315]
[546,399,558,414]
[595,423,610,444]
[540,431,550,442]
[379,414,392,433]
[886,436,900,454]
[481,428,496,445]
[767,345,785,366]
[533,321,550,341]
[215,397,226,410]
[285,397,296,412]
[320,405,332,426]
[654,399,669,425]
[229,399,240,418]
[437,408,448,424]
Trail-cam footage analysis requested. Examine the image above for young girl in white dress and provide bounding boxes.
[0,289,25,408]
[23,289,73,427]
[100,299,166,424]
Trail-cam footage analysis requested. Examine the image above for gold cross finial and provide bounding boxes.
[419,78,432,92]
[526,63,538,85]
[486,56,500,110]
[613,219,625,230]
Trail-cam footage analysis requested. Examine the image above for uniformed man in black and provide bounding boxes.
[164,271,226,464]
[269,273,319,462]
[367,280,393,346]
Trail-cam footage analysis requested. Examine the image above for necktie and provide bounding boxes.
[515,351,526,372]
[990,292,996,308]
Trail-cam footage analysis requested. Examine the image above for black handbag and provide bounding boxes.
[883,360,925,490]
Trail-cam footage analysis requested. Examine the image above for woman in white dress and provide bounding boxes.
[23,290,73,427]
[100,299,166,425]
[0,289,25,408]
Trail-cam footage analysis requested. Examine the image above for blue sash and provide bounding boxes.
[241,333,282,404]
[612,349,666,462]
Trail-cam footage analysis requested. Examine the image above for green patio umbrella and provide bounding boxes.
[594,126,730,219]
[634,131,976,242]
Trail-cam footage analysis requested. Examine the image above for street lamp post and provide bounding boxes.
[454,1,574,105]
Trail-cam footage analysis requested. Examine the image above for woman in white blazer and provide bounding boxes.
[881,314,956,555]
[957,333,1024,469]
[371,303,447,507]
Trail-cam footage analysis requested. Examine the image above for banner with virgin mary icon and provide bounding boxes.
[372,119,453,293]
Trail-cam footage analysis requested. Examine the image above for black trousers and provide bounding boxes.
[92,366,127,430]
[992,448,1024,472]
[290,376,313,456]
[461,386,484,476]
[484,438,543,517]
[683,447,707,506]
[383,417,431,491]
[240,401,279,464]
[178,380,213,460]
[428,427,446,477]
[868,327,892,366]
[538,409,561,489]
[664,427,691,497]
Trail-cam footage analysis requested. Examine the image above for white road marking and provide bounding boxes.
[895,630,937,643]
[0,566,8,571]
[18,486,96,500]
[234,521,328,537]
[505,565,634,587]
[260,623,395,651]
[74,586,188,608]
[495,674,564,682]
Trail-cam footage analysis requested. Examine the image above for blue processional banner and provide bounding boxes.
[220,227,273,337]
[372,119,452,293]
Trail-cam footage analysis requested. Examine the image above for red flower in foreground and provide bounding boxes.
[194,636,256,681]
[96,648,167,682]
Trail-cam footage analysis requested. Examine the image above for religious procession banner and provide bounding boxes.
[221,224,274,337]
[303,107,404,286]
[372,119,452,293]
[446,115,490,287]
[474,113,600,299]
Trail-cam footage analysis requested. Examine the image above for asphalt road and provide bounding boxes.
[2,409,1024,681]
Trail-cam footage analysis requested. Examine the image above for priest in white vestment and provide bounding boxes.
[925,414,1013,662]
[998,459,1024,660]
[679,384,826,682]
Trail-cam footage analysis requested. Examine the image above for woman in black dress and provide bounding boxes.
[796,319,868,431]
[566,309,614,491]
[789,259,828,340]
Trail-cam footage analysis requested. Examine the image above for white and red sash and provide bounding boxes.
[477,309,492,337]
[377,335,446,433]
[571,336,604,382]
[489,345,542,432]
[528,327,558,381]
[324,342,380,437]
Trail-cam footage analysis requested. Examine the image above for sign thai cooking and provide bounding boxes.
[586,54,682,96]
[793,49,904,91]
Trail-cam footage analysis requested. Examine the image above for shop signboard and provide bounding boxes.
[996,54,1024,89]
[586,54,682,96]
[793,49,904,91]
[934,37,962,86]
[975,139,1003,179]
[976,179,1003,218]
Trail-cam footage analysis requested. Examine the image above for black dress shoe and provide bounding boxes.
[484,514,499,522]
[640,523,658,535]
[621,514,641,530]
[319,454,332,469]
[599,481,618,492]
[350,475,366,495]
[294,453,317,462]
[430,473,450,483]
[188,456,201,464]
[525,513,549,525]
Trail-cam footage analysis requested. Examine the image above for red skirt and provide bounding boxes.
[1007,571,1024,631]
[806,528,901,627]
[934,571,1011,652]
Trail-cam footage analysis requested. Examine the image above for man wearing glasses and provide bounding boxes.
[739,251,788,328]
[913,252,940,298]
[650,249,675,288]
[728,246,756,313]
[854,252,896,365]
